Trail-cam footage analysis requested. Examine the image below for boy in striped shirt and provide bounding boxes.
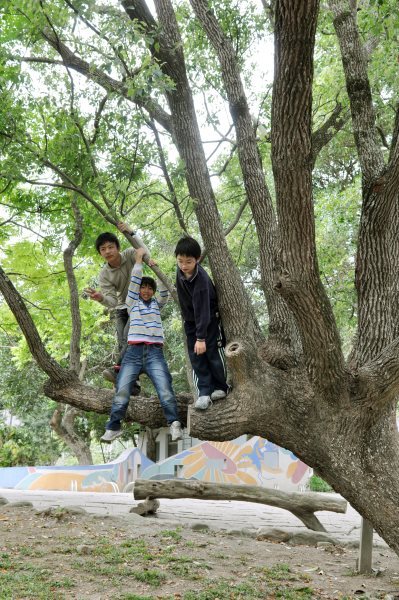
[101,248,183,443]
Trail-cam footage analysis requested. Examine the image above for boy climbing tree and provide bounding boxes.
[85,223,151,393]
[101,247,183,443]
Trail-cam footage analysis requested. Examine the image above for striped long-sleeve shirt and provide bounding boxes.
[125,263,168,345]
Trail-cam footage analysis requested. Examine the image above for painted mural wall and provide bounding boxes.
[139,437,310,492]
[0,447,152,493]
[0,437,310,493]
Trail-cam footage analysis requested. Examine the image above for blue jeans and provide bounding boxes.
[106,344,180,430]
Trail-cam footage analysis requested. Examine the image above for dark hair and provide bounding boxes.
[174,237,202,259]
[95,232,120,253]
[140,276,157,292]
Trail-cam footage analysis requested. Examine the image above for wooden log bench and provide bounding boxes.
[133,479,347,532]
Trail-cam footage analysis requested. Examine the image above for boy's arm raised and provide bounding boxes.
[125,248,145,314]
[156,277,169,309]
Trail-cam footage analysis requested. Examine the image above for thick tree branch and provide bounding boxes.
[122,0,262,345]
[190,0,299,358]
[271,0,345,393]
[134,479,348,532]
[329,1,398,365]
[0,264,73,385]
[353,337,399,405]
[329,0,385,185]
[45,377,192,428]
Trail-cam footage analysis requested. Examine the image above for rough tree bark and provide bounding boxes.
[1,0,399,555]
[134,479,348,532]
[50,406,93,465]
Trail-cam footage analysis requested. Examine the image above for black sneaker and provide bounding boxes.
[131,381,141,397]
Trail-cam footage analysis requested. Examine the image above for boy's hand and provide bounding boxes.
[135,247,146,262]
[117,222,133,234]
[194,340,206,354]
[148,258,157,267]
[85,288,104,302]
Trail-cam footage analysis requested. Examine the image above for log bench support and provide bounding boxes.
[133,479,347,532]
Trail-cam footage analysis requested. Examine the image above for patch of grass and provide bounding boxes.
[17,545,46,558]
[0,562,70,599]
[0,552,12,569]
[50,577,75,589]
[260,563,310,583]
[72,558,133,577]
[160,527,183,541]
[262,563,292,580]
[132,568,166,587]
[183,579,261,599]
[160,552,193,565]
[120,538,154,560]
[118,595,154,600]
[261,564,315,599]
[275,587,314,599]
[168,562,201,579]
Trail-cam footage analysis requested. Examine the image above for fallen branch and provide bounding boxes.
[134,479,347,532]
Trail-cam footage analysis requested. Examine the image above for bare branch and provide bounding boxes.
[63,196,84,374]
[312,102,349,165]
[72,118,112,210]
[147,118,188,233]
[40,27,173,133]
[211,143,238,178]
[18,56,65,66]
[90,94,108,145]
[62,0,132,77]
[329,0,385,184]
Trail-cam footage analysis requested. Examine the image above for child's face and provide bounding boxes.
[176,254,198,278]
[140,283,155,301]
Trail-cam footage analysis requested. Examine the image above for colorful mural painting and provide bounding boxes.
[0,447,153,493]
[141,437,310,492]
[0,437,310,493]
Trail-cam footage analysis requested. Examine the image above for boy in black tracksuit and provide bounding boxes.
[175,237,228,410]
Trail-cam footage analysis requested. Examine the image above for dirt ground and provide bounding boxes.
[0,502,398,599]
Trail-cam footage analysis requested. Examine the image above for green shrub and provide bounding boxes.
[308,474,333,492]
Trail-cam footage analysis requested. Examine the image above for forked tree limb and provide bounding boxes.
[133,479,347,532]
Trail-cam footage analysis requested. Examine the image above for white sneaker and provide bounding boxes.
[169,421,183,441]
[194,396,212,410]
[100,429,123,443]
[210,389,227,401]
